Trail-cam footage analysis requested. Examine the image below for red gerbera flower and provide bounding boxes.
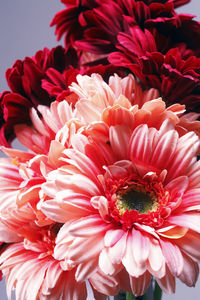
[109,27,200,112]
[136,0,190,8]
[51,0,101,50]
[52,0,199,58]
[0,46,79,146]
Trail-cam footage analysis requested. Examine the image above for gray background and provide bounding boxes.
[0,1,199,299]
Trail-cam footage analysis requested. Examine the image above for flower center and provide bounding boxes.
[41,222,63,254]
[107,174,170,229]
[116,186,159,215]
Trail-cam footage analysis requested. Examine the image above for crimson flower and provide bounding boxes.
[0,46,79,146]
[109,27,200,112]
[52,0,199,57]
[136,0,190,7]
[51,0,100,50]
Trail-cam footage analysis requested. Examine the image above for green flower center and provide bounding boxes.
[116,186,158,215]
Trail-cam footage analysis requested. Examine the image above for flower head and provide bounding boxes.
[52,0,196,55]
[0,46,78,146]
[41,117,200,295]
[0,74,199,297]
[109,27,200,112]
[23,74,199,296]
[0,148,119,299]
[50,0,200,113]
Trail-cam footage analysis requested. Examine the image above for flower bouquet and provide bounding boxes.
[0,1,200,300]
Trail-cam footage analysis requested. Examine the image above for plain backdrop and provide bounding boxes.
[0,1,200,299]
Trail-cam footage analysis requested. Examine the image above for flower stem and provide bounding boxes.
[153,282,162,300]
[126,292,136,300]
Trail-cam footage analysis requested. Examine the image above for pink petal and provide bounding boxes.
[41,261,62,293]
[76,99,101,123]
[0,223,22,243]
[55,174,101,196]
[99,248,117,275]
[169,213,200,233]
[108,232,128,265]
[160,240,183,276]
[179,189,200,211]
[129,271,151,297]
[0,147,34,162]
[40,199,76,222]
[30,107,50,137]
[147,239,165,278]
[165,176,188,194]
[63,148,101,184]
[167,132,199,180]
[69,235,104,263]
[128,124,150,163]
[178,253,199,287]
[75,258,99,282]
[150,130,178,169]
[109,125,131,160]
[69,215,110,237]
[89,270,120,296]
[156,267,175,294]
[56,100,74,124]
[122,231,146,277]
[175,230,200,261]
[98,196,109,219]
[132,228,150,266]
[104,229,125,247]
[48,140,65,168]
[41,191,93,222]
[62,271,87,300]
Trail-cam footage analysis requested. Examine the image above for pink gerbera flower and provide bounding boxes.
[0,74,199,297]
[34,74,200,296]
[0,154,119,299]
[0,233,119,300]
[40,116,200,295]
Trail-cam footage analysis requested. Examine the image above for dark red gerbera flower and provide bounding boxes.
[0,46,79,146]
[109,26,200,112]
[51,0,101,50]
[5,46,78,106]
[51,0,197,58]
[135,0,190,8]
